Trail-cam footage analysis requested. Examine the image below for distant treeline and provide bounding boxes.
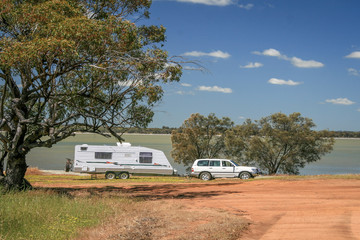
[123,128,360,138]
[329,131,360,138]
[124,127,177,134]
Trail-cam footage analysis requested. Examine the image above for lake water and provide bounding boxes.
[26,134,360,175]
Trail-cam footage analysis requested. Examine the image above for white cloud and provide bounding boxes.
[325,98,355,105]
[238,3,254,10]
[290,57,324,68]
[183,50,230,59]
[197,85,233,93]
[262,48,282,57]
[176,0,233,6]
[348,68,360,76]
[176,0,254,8]
[208,50,231,59]
[268,78,302,86]
[345,51,360,59]
[181,83,192,87]
[254,48,324,68]
[240,62,263,68]
[183,66,202,70]
[176,90,195,95]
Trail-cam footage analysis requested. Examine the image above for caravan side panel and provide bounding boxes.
[73,144,175,175]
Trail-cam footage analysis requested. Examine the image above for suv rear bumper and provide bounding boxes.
[190,172,200,178]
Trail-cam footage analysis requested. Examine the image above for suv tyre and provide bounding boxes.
[199,172,212,181]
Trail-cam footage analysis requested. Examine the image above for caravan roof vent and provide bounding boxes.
[116,142,131,147]
[80,144,88,151]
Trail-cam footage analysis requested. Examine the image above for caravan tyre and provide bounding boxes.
[105,172,116,180]
[119,172,130,179]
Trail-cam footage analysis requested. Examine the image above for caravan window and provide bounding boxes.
[95,152,112,159]
[139,152,152,163]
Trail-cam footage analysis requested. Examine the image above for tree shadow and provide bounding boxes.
[35,182,243,200]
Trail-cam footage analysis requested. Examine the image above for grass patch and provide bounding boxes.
[0,190,108,240]
[26,174,202,186]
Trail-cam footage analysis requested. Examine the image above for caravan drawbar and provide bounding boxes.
[73,142,176,179]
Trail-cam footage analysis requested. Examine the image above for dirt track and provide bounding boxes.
[35,177,360,239]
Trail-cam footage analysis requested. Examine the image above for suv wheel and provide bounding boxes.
[239,172,251,179]
[199,172,212,181]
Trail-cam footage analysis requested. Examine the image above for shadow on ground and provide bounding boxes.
[35,182,243,200]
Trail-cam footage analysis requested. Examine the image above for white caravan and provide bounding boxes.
[73,142,176,179]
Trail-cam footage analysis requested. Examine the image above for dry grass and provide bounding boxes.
[25,167,45,176]
[75,198,249,240]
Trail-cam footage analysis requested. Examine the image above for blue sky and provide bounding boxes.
[145,0,360,131]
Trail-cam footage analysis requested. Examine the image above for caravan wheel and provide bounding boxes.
[105,172,116,180]
[119,172,130,179]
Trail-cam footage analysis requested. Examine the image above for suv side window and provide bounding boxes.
[209,160,221,167]
[197,160,209,166]
[222,161,233,167]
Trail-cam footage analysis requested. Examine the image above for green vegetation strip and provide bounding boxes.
[26,174,201,185]
[23,174,360,187]
[0,190,108,240]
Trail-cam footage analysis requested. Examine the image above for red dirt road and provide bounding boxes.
[36,177,360,239]
[172,179,360,240]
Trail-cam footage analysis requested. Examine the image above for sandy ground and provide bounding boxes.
[34,174,360,240]
[175,179,360,240]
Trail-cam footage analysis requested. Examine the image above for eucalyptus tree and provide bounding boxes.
[0,0,182,190]
[225,113,335,175]
[171,113,234,168]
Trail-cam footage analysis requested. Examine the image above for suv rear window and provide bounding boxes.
[197,160,209,166]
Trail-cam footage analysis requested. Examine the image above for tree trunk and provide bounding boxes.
[0,154,5,177]
[2,152,32,191]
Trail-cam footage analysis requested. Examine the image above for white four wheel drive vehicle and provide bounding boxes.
[191,159,259,181]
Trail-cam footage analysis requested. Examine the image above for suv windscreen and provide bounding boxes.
[230,160,239,166]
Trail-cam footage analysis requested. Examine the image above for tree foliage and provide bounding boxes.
[225,112,335,175]
[0,0,182,190]
[171,113,233,168]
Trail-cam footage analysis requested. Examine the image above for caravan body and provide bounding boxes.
[73,142,175,177]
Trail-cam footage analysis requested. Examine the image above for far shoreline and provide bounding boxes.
[73,132,171,136]
[73,132,360,139]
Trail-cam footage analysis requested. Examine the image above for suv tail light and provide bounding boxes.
[191,168,194,172]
